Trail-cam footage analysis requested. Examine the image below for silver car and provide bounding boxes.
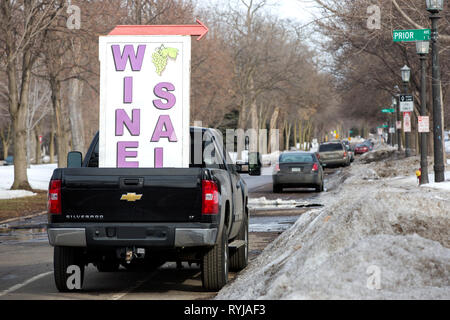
[317,141,350,167]
[272,152,324,193]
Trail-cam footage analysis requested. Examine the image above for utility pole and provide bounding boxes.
[401,65,412,157]
[416,40,430,184]
[427,3,446,182]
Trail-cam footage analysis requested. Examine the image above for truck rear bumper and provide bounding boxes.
[47,223,217,248]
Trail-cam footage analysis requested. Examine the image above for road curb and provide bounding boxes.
[0,211,47,225]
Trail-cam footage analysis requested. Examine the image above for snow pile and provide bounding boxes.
[217,159,450,300]
[359,146,398,164]
[0,190,36,200]
[0,164,56,199]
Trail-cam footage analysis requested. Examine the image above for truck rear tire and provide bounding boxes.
[201,227,229,291]
[96,261,120,272]
[54,246,85,292]
[273,184,282,193]
[230,212,248,271]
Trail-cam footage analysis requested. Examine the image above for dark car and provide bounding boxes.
[272,152,324,193]
[47,127,252,292]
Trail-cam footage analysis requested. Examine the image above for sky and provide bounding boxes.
[197,0,320,25]
[266,0,319,24]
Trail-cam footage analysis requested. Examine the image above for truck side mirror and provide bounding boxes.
[67,151,82,168]
[248,152,262,176]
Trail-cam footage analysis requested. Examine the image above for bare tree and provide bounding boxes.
[0,0,64,190]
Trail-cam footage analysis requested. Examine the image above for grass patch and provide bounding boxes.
[0,191,47,221]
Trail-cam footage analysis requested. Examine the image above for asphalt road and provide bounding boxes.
[0,166,342,300]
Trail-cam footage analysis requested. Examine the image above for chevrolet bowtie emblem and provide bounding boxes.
[120,193,142,202]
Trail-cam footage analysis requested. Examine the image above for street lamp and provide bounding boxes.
[426,0,444,11]
[394,85,402,151]
[416,40,430,184]
[391,96,398,148]
[401,65,412,157]
[426,0,446,182]
[401,65,411,82]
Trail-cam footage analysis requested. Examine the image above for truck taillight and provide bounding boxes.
[312,163,319,172]
[48,179,61,215]
[202,180,219,215]
[343,151,347,158]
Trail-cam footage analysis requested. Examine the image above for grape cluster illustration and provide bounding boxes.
[151,45,179,76]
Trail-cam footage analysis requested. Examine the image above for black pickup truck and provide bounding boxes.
[47,127,259,292]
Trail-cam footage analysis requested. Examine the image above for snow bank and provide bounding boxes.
[0,164,56,197]
[217,156,450,300]
[0,190,36,200]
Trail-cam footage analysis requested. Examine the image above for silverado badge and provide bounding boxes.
[120,193,143,202]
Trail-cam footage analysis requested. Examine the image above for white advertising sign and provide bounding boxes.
[403,112,411,133]
[418,116,430,133]
[377,128,383,136]
[98,35,191,168]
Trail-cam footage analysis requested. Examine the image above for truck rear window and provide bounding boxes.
[280,154,315,163]
[319,143,343,152]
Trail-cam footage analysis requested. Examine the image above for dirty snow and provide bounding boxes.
[0,164,56,199]
[217,146,450,300]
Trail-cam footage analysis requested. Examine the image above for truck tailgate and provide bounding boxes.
[60,168,202,223]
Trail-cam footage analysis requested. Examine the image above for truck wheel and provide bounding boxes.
[201,227,229,291]
[273,184,282,193]
[96,261,120,272]
[54,246,85,292]
[230,212,248,271]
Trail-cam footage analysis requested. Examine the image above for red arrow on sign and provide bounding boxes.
[108,19,208,40]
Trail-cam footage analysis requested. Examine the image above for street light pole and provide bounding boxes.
[416,40,430,184]
[401,65,412,157]
[393,90,402,151]
[427,0,446,182]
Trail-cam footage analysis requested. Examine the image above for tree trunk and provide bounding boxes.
[2,142,8,160]
[34,127,42,165]
[12,107,31,190]
[268,107,280,153]
[8,51,32,190]
[50,129,55,164]
[50,78,67,168]
[68,77,85,154]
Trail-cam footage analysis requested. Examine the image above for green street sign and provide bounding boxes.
[393,29,431,42]
[382,108,395,113]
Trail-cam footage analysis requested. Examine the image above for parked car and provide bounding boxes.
[342,141,354,162]
[3,156,13,166]
[272,151,324,193]
[47,127,255,292]
[317,141,350,167]
[354,140,373,155]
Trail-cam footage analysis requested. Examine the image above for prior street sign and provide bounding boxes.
[382,108,395,113]
[400,95,414,112]
[393,29,431,42]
